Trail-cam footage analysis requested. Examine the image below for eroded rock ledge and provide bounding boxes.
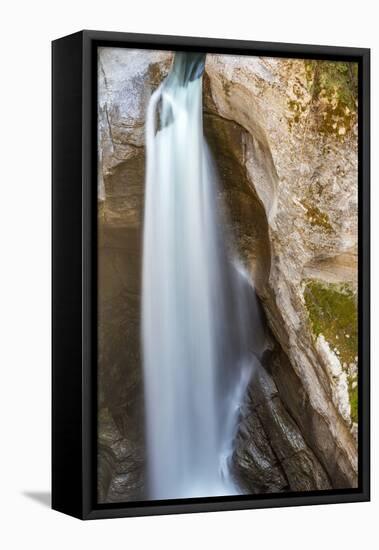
[97,48,358,502]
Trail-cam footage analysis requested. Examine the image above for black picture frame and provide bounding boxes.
[52,30,370,520]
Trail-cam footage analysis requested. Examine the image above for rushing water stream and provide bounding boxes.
[142,52,266,500]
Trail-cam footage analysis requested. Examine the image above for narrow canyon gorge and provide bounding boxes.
[97,48,358,502]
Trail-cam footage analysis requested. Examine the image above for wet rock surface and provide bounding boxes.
[98,409,145,502]
[97,223,145,502]
[233,359,331,493]
[97,48,358,501]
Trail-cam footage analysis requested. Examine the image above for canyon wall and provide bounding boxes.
[97,48,358,501]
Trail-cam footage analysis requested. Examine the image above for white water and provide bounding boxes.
[142,53,266,500]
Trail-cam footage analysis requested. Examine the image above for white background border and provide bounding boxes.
[1,1,376,548]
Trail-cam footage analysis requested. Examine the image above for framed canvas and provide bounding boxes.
[52,30,370,519]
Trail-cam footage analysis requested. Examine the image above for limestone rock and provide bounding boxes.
[98,409,144,502]
[204,54,358,488]
[316,334,351,424]
[234,362,331,493]
[97,49,358,499]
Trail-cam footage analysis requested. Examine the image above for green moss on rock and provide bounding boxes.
[287,98,307,128]
[303,60,358,139]
[301,201,333,233]
[303,280,358,422]
[348,379,358,424]
[304,280,357,363]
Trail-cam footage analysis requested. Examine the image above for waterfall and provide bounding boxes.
[142,52,266,500]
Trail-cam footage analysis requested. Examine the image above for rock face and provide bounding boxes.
[97,48,358,502]
[97,49,173,502]
[234,357,332,493]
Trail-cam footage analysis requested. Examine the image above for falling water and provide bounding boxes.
[142,52,266,500]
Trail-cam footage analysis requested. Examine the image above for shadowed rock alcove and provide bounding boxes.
[204,111,271,290]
